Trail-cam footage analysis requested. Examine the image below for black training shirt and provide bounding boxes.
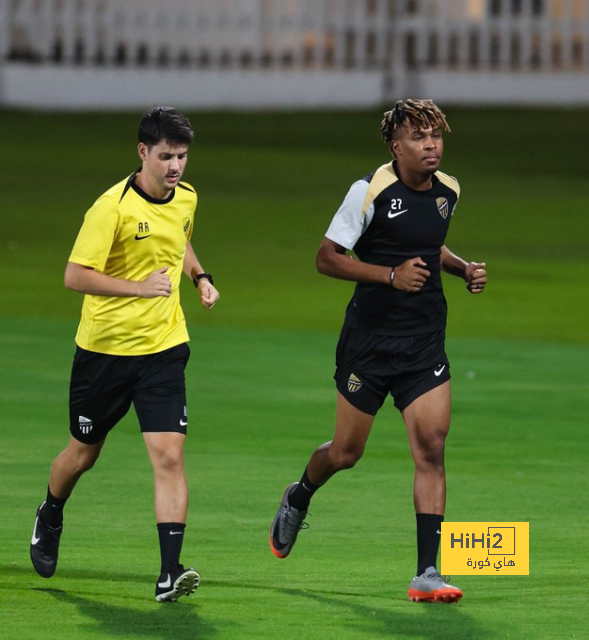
[324,161,460,336]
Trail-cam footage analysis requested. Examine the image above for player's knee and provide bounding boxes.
[154,448,184,473]
[76,449,101,473]
[414,438,445,468]
[330,447,363,471]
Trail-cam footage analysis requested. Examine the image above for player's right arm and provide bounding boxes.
[65,262,172,298]
[66,187,172,298]
[316,240,429,292]
[316,238,390,284]
[317,180,430,292]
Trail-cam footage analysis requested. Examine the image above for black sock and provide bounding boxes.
[41,486,69,528]
[416,513,443,575]
[157,523,186,574]
[288,467,321,511]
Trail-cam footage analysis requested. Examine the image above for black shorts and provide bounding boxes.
[69,343,190,444]
[334,326,450,415]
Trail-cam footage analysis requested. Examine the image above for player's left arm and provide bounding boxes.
[440,245,487,294]
[183,242,220,309]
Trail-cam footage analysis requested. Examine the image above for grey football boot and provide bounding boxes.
[408,566,463,603]
[270,483,308,558]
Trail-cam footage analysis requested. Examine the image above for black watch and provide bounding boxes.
[193,273,214,287]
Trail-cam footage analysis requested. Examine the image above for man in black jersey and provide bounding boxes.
[270,99,487,603]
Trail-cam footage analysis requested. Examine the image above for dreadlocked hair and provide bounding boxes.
[380,99,451,143]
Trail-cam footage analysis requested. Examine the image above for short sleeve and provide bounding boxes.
[68,195,120,271]
[187,192,197,242]
[324,180,374,250]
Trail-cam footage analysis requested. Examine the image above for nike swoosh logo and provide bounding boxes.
[169,531,183,536]
[179,419,188,427]
[31,515,41,545]
[134,234,152,240]
[158,574,171,588]
[434,365,446,377]
[388,209,409,219]
[436,530,442,535]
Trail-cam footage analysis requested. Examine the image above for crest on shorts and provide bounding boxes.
[79,415,93,435]
[347,373,363,393]
[436,197,449,219]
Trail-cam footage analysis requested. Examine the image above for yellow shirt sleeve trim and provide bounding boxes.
[361,163,399,218]
[435,170,461,197]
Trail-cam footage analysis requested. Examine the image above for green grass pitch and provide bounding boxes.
[1,108,588,639]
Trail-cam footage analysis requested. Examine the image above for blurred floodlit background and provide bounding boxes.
[1,0,588,110]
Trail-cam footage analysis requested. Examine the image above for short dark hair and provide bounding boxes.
[138,106,193,147]
[380,99,450,143]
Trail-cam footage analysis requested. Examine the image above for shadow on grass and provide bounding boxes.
[1,564,224,639]
[8,565,504,638]
[203,578,501,639]
[277,586,496,640]
[42,589,224,639]
[4,563,153,589]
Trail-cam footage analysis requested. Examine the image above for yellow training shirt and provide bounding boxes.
[69,173,196,355]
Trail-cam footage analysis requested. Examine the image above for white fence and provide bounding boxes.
[1,0,589,108]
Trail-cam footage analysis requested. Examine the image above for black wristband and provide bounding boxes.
[193,273,214,287]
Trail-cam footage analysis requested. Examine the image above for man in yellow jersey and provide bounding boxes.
[30,106,219,602]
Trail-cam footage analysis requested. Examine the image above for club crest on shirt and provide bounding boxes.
[436,197,449,219]
[347,373,363,393]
